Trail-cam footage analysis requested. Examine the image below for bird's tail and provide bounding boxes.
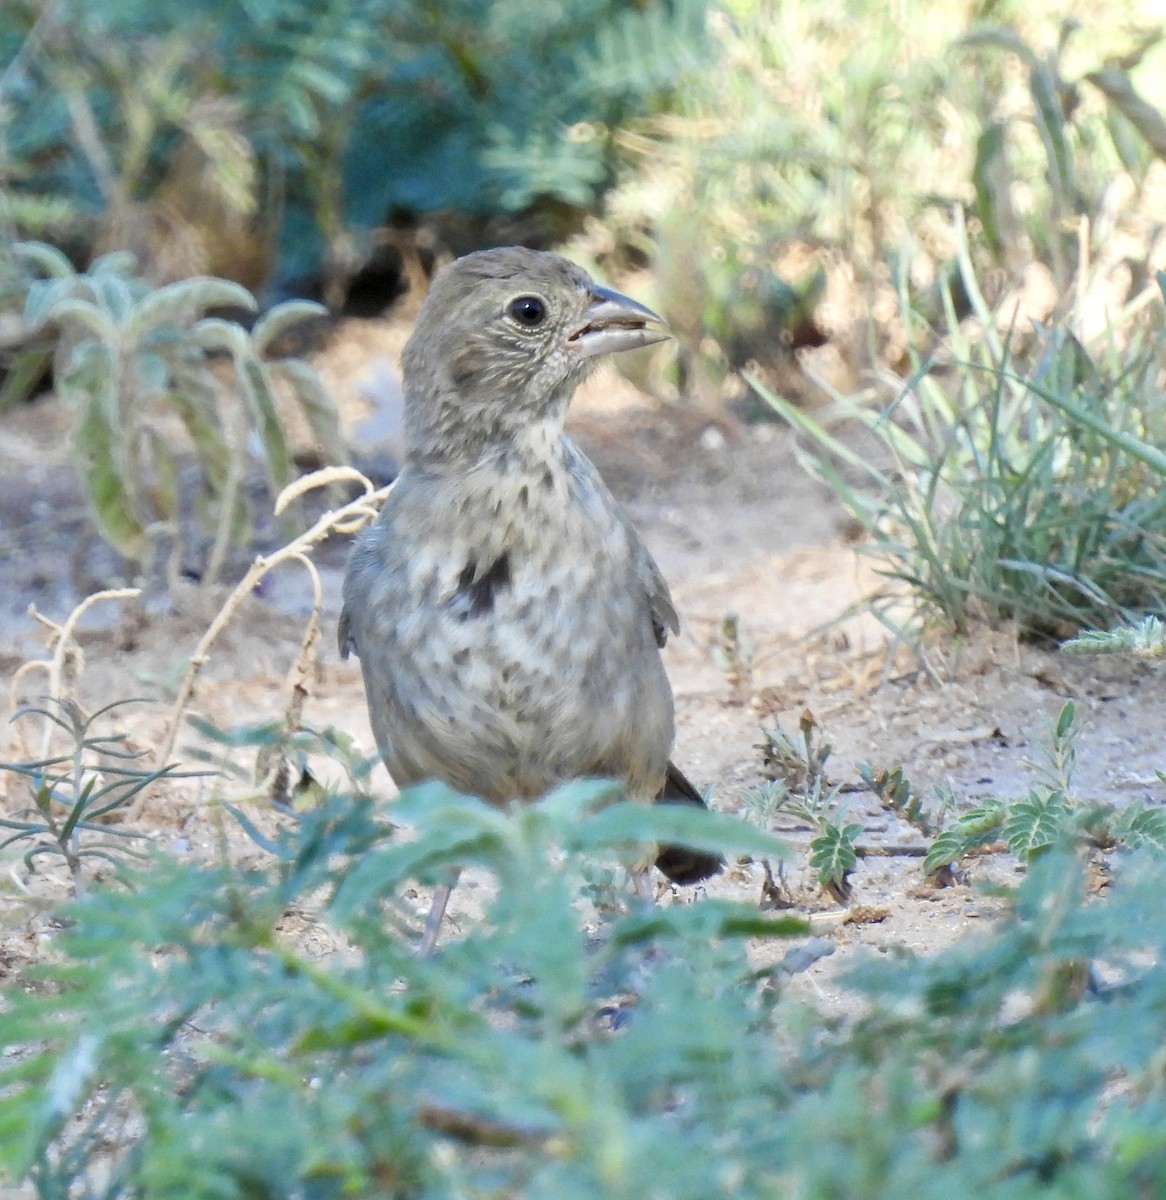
[653,761,725,885]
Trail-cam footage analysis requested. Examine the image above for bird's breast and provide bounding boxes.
[398,463,646,700]
[348,453,672,800]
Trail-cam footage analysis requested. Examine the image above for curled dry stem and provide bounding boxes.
[7,587,142,762]
[253,548,321,802]
[138,466,392,817]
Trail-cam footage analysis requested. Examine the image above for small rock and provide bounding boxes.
[699,426,727,452]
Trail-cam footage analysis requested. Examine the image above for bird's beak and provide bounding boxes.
[566,284,670,359]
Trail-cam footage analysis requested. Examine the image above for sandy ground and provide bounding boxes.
[2,316,1165,1013]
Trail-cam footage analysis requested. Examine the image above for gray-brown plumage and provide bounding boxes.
[339,247,722,933]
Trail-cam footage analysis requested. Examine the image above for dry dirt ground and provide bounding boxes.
[2,317,1166,1012]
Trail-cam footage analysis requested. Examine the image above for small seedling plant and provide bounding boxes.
[750,709,861,900]
[856,701,1166,879]
[0,698,195,894]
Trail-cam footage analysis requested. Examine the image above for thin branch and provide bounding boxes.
[147,468,392,808]
[417,1103,555,1148]
[7,588,141,763]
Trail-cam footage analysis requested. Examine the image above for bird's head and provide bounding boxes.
[401,247,668,466]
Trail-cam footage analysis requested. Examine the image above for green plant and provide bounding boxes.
[0,698,194,894]
[858,762,940,839]
[836,846,1166,1193]
[1063,613,1166,658]
[634,0,968,392]
[921,701,1166,874]
[854,701,1166,880]
[753,710,859,900]
[1032,695,1079,795]
[11,241,343,580]
[713,611,752,705]
[959,20,1166,286]
[9,778,1166,1193]
[757,236,1166,641]
[186,714,381,811]
[0,0,712,289]
[1062,615,1166,791]
[757,707,831,795]
[587,3,1166,401]
[0,780,792,1198]
[740,778,790,828]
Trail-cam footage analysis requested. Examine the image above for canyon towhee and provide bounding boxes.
[339,246,722,948]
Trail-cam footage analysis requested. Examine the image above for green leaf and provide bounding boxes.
[89,270,140,323]
[971,121,1007,254]
[290,59,353,105]
[954,27,1035,60]
[125,276,256,341]
[0,345,52,413]
[238,357,293,493]
[746,371,894,485]
[269,358,347,467]
[924,828,968,874]
[809,821,860,889]
[43,297,118,344]
[1028,59,1075,209]
[1016,369,1166,477]
[1002,789,1074,860]
[574,800,790,862]
[387,782,524,838]
[1086,67,1166,161]
[13,240,75,279]
[88,250,138,278]
[23,276,74,327]
[251,299,327,358]
[923,801,1006,872]
[1115,804,1166,853]
[1063,624,1149,655]
[133,348,170,397]
[190,316,251,357]
[61,342,145,561]
[143,426,179,521]
[169,375,231,497]
[610,899,810,946]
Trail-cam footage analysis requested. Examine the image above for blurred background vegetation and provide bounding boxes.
[4,0,1163,326]
[1,0,1165,624]
[0,0,712,298]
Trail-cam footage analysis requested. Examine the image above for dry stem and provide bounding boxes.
[7,587,142,762]
[138,465,391,817]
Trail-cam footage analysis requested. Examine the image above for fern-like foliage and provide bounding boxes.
[6,783,1166,1194]
[0,781,793,1197]
[0,0,712,283]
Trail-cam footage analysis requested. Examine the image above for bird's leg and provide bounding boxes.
[631,867,656,907]
[418,870,460,956]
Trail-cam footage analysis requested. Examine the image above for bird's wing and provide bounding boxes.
[337,605,356,659]
[338,484,411,660]
[630,525,679,649]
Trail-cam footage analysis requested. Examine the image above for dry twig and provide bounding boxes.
[7,587,142,762]
[137,465,392,817]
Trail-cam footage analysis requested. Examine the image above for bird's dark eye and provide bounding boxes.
[507,295,547,327]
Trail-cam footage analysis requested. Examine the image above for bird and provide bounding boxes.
[339,246,722,951]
